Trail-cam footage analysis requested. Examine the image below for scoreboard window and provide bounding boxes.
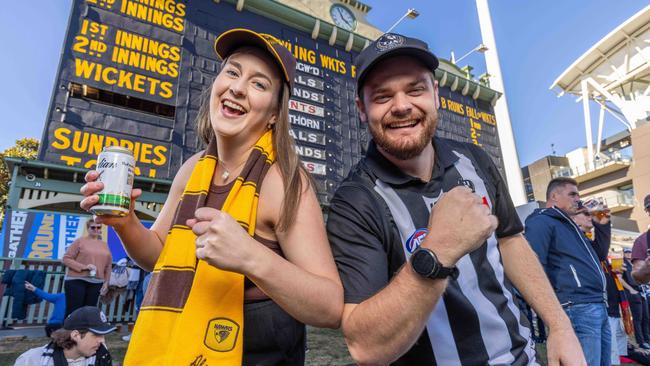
[69,82,176,118]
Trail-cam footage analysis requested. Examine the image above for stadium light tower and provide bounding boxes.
[451,43,489,64]
[385,8,419,33]
[475,0,527,206]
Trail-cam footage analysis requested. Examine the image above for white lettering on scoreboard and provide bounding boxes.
[292,86,325,104]
[295,145,326,160]
[289,113,324,131]
[289,128,326,145]
[295,62,321,77]
[294,74,325,90]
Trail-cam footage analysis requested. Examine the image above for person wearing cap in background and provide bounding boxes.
[80,28,342,365]
[326,33,582,365]
[14,306,115,366]
[631,195,650,283]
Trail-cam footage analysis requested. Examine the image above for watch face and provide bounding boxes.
[412,249,438,277]
[330,4,356,31]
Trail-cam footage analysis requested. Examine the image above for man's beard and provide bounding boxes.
[369,112,438,160]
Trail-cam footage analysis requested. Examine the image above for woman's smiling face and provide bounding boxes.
[209,47,282,143]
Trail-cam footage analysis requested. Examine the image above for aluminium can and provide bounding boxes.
[90,146,135,217]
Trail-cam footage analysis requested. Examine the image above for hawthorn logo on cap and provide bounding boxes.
[375,33,405,52]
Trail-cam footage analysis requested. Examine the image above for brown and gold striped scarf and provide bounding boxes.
[124,130,275,366]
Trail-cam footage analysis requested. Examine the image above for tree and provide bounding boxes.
[0,138,39,227]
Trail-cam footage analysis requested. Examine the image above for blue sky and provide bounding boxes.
[0,1,646,166]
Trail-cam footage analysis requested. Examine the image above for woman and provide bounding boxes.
[81,28,342,365]
[62,219,112,317]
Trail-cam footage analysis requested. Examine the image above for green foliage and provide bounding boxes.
[0,138,39,226]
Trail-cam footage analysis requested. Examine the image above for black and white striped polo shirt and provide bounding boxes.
[327,137,536,365]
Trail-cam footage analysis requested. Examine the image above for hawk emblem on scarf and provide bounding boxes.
[204,318,240,352]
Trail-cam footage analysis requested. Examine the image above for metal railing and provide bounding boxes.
[603,191,635,208]
[553,154,631,178]
[0,258,137,327]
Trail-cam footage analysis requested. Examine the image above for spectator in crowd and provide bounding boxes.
[525,177,610,365]
[24,281,66,337]
[326,33,582,365]
[621,248,650,349]
[632,194,650,283]
[572,205,630,364]
[15,306,115,366]
[62,219,112,317]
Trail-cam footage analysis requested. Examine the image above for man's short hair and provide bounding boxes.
[546,177,578,200]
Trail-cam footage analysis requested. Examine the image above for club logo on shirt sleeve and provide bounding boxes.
[405,228,428,254]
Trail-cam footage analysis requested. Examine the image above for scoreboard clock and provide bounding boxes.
[330,4,356,31]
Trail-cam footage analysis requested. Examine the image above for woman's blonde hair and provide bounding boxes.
[196,50,312,231]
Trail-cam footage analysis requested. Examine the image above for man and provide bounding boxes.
[631,194,650,283]
[525,178,610,365]
[327,33,582,365]
[24,281,66,337]
[15,306,115,366]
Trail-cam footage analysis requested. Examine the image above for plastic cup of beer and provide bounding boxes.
[584,198,607,220]
[611,257,623,272]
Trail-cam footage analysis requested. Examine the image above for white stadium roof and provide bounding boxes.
[551,4,650,101]
[550,5,649,164]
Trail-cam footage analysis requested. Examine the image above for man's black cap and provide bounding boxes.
[64,306,116,335]
[355,33,439,96]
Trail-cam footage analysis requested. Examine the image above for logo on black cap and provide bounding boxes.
[375,34,405,52]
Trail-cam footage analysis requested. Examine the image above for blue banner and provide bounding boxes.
[1,209,152,262]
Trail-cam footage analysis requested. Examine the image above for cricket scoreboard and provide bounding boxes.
[39,0,505,205]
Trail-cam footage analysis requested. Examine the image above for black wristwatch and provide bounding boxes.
[410,248,459,280]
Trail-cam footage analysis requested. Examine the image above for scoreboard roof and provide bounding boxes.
[436,59,502,105]
[550,4,650,96]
